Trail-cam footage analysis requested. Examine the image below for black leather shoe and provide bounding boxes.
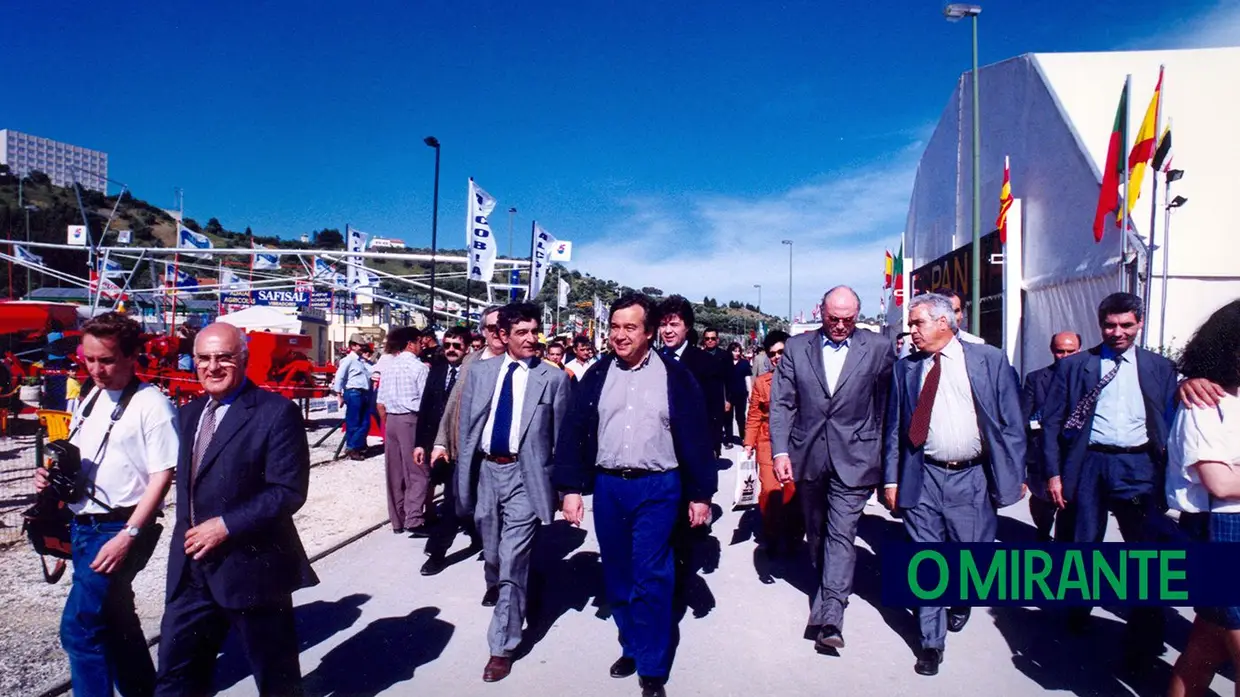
[420,556,445,576]
[947,607,971,633]
[639,676,667,697]
[914,647,943,676]
[609,656,636,678]
[481,586,499,607]
[814,625,845,652]
[406,526,432,539]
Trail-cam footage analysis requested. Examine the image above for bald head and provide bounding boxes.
[194,323,249,398]
[821,286,861,343]
[1050,331,1082,363]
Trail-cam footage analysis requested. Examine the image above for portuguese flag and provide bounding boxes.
[1093,84,1128,243]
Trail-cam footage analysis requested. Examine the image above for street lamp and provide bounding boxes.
[781,240,793,324]
[753,283,762,314]
[945,2,982,333]
[424,136,441,327]
[1157,177,1188,349]
[17,174,33,294]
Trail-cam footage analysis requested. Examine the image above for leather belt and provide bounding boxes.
[1087,443,1149,455]
[485,454,518,465]
[596,467,659,480]
[925,457,982,470]
[74,506,135,525]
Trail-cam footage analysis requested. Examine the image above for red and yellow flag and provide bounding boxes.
[1093,83,1128,243]
[884,250,894,288]
[1126,67,1163,215]
[996,155,1012,244]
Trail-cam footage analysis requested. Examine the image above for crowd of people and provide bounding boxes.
[30,282,1240,697]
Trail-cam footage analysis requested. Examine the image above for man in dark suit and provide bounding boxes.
[414,325,476,576]
[657,296,727,457]
[769,286,894,653]
[1021,331,1081,541]
[555,294,716,697]
[1041,292,1178,663]
[155,323,317,697]
[883,293,1025,676]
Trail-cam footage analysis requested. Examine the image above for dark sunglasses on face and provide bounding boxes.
[768,349,784,356]
[443,342,465,350]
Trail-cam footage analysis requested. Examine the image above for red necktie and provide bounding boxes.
[908,353,941,448]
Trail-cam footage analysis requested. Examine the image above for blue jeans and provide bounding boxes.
[343,388,371,452]
[593,469,680,679]
[61,519,157,697]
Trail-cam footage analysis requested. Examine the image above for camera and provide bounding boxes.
[43,439,85,504]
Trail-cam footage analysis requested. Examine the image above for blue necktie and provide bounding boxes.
[489,362,519,456]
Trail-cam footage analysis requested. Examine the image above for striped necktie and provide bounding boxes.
[1064,356,1124,431]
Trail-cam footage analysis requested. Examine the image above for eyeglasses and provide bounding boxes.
[443,342,465,350]
[825,316,856,326]
[195,352,240,367]
[483,324,498,332]
[704,336,719,342]
[768,349,785,356]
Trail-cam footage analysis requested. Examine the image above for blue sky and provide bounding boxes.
[5,0,1237,317]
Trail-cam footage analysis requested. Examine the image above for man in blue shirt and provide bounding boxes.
[333,333,373,460]
[1041,292,1178,665]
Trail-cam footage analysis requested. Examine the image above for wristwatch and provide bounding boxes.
[122,525,141,538]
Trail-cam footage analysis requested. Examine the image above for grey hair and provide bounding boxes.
[479,305,502,328]
[909,293,958,331]
[821,285,862,314]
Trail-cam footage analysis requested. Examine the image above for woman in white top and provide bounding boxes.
[1166,300,1240,697]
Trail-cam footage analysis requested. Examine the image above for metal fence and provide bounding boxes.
[0,429,39,547]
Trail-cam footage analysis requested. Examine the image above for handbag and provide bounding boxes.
[732,451,760,509]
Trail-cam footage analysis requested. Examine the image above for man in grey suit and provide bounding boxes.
[883,293,1025,676]
[769,286,893,654]
[456,302,571,683]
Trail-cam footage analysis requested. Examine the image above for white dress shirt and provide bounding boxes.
[957,329,985,345]
[923,337,983,462]
[822,334,850,395]
[481,354,531,456]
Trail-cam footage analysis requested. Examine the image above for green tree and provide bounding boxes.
[313,228,344,248]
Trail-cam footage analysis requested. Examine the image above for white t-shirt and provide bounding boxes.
[68,383,180,514]
[1166,394,1240,514]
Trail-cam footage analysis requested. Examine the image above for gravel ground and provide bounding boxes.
[0,421,389,697]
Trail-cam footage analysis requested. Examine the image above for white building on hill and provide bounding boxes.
[369,237,406,250]
[0,129,108,193]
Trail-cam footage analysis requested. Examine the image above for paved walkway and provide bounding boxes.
[213,449,1233,697]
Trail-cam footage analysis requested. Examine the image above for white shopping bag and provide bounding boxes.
[732,453,760,509]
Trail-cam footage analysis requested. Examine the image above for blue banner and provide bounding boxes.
[881,542,1240,607]
[221,289,332,309]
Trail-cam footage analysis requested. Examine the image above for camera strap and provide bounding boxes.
[67,377,144,511]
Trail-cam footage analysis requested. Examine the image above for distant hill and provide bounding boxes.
[0,166,788,336]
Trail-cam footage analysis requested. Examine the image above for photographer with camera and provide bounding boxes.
[33,312,179,697]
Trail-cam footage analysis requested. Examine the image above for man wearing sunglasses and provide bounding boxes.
[416,325,480,575]
[769,285,894,655]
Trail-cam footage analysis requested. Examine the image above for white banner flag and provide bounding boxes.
[530,222,556,297]
[219,267,249,291]
[14,245,43,266]
[178,225,213,259]
[549,239,573,262]
[346,226,368,288]
[67,225,87,246]
[557,276,570,308]
[466,178,498,283]
[253,245,281,270]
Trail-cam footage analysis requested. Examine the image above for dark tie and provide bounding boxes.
[1064,355,1124,431]
[447,366,458,394]
[489,363,519,457]
[908,354,942,448]
[190,400,221,524]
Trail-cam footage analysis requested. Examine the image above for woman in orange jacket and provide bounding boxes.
[744,330,800,554]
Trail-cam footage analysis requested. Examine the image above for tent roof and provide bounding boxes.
[216,305,302,333]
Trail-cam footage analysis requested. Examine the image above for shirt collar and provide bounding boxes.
[821,331,851,350]
[502,354,532,371]
[1100,343,1137,363]
[672,342,688,359]
[215,379,249,406]
[938,336,964,361]
[617,349,654,372]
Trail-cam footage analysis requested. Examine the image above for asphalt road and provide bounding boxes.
[212,448,1235,697]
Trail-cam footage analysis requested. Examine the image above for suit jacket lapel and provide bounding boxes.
[905,354,924,418]
[831,333,868,397]
[518,362,548,444]
[806,332,829,396]
[961,342,994,423]
[195,383,256,483]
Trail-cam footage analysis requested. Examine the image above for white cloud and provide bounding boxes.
[1128,0,1240,50]
[574,146,921,321]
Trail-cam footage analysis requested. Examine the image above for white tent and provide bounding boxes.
[216,305,302,334]
[902,47,1240,376]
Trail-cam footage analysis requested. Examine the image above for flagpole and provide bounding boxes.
[1120,74,1131,293]
[555,268,562,335]
[527,220,537,300]
[1142,66,1164,348]
[169,252,180,337]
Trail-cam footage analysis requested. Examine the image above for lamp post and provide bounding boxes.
[781,239,793,324]
[17,174,32,295]
[945,3,983,333]
[1157,173,1186,350]
[508,207,518,300]
[424,136,441,328]
[753,283,762,314]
